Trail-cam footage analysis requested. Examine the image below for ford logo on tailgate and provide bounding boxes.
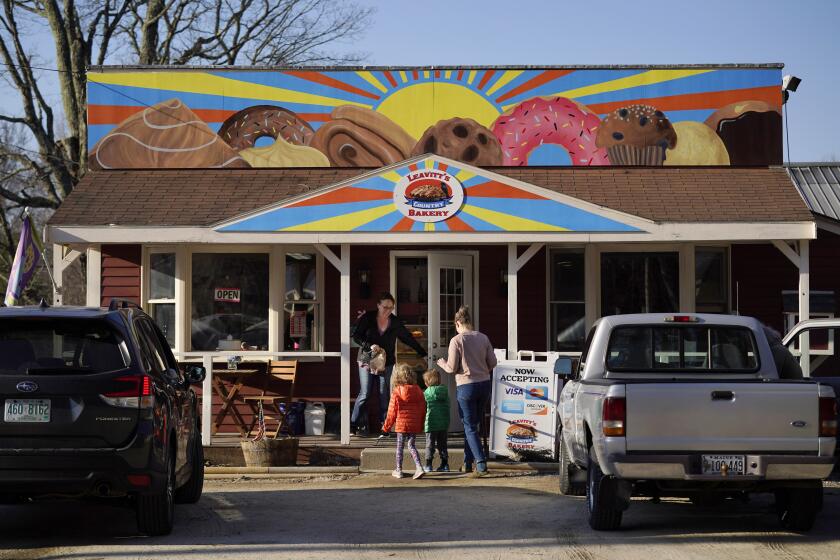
[16,381,38,393]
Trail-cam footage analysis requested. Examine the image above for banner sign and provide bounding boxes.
[214,288,240,302]
[490,359,560,458]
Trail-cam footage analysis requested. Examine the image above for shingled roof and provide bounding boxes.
[49,166,812,227]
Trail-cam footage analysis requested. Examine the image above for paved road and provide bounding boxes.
[2,474,839,559]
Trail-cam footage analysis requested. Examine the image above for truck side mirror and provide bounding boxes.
[554,356,573,378]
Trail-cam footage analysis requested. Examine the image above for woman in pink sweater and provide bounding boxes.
[436,306,497,476]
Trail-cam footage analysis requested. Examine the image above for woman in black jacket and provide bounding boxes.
[351,292,427,434]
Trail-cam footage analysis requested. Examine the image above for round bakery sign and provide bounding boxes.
[393,169,464,223]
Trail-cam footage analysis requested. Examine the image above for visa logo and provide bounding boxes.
[505,387,524,395]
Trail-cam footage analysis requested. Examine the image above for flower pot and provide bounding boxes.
[240,438,299,467]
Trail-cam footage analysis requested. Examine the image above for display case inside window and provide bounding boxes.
[148,252,175,347]
[191,253,269,351]
[601,252,679,316]
[395,257,429,373]
[284,252,319,351]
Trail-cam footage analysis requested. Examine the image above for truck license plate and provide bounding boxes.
[4,399,51,423]
[702,454,745,475]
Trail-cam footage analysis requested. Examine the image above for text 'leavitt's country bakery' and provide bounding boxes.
[393,169,464,222]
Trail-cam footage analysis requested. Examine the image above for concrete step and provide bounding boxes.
[360,446,466,472]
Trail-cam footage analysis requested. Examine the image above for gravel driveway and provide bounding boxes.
[2,474,840,559]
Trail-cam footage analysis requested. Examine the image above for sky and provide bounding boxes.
[1,0,837,162]
[350,0,840,162]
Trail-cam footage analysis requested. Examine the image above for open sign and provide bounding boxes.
[214,288,240,302]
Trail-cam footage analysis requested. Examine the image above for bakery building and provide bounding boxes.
[47,64,819,446]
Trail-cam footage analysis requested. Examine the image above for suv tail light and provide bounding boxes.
[603,396,626,437]
[819,397,838,437]
[100,375,153,408]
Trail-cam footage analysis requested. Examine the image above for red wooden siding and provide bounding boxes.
[100,245,141,307]
[732,231,840,334]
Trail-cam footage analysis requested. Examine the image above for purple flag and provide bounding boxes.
[4,214,43,306]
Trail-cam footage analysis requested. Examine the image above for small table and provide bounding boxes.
[210,368,260,436]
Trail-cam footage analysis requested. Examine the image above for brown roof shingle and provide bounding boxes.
[48,166,813,227]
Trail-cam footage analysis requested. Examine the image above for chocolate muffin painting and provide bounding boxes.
[411,117,503,166]
[310,105,416,167]
[596,105,677,166]
[704,101,783,165]
[88,99,249,170]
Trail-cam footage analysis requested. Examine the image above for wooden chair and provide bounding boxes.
[243,360,298,438]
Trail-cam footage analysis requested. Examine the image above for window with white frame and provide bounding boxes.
[284,252,319,351]
[695,247,729,313]
[191,253,269,351]
[148,252,176,347]
[548,249,586,352]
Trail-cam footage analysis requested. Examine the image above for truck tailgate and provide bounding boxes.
[625,382,819,453]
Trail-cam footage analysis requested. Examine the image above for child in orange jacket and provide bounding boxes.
[382,363,427,479]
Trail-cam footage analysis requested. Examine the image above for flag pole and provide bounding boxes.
[23,207,60,298]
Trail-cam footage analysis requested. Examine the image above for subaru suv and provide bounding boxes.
[0,300,205,535]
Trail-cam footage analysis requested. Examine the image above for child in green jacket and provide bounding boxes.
[422,370,450,472]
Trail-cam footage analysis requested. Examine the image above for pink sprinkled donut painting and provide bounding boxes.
[491,97,609,166]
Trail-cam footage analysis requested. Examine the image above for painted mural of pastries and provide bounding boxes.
[704,101,782,165]
[310,105,416,166]
[664,122,730,166]
[88,99,249,170]
[239,137,329,167]
[411,117,503,166]
[217,105,314,150]
[492,97,610,166]
[596,105,677,165]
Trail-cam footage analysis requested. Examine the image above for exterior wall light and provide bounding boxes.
[359,267,371,299]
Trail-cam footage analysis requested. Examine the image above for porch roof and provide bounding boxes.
[50,166,812,228]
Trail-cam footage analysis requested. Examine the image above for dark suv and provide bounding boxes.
[0,300,206,535]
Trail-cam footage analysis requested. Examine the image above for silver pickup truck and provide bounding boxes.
[557,313,837,531]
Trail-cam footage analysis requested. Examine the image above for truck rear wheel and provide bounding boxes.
[559,437,586,496]
[777,483,822,532]
[586,448,623,530]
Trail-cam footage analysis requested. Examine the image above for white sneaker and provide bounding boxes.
[391,469,404,479]
[413,468,425,480]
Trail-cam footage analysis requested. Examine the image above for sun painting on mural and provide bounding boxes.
[86,66,784,169]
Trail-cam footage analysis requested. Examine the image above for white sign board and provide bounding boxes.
[490,359,559,459]
[214,288,240,302]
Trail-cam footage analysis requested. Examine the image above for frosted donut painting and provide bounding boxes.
[87,66,784,169]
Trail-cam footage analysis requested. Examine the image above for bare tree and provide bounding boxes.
[124,0,372,66]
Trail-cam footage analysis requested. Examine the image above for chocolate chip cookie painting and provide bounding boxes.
[87,67,784,169]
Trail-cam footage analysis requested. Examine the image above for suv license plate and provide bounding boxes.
[702,454,745,475]
[4,399,51,423]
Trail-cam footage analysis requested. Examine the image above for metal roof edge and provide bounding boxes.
[87,63,786,72]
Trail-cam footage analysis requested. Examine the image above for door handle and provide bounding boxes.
[432,342,438,349]
[711,390,735,401]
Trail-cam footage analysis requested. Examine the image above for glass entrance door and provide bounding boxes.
[429,253,474,430]
[393,252,475,431]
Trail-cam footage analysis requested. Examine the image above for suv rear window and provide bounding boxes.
[606,325,759,372]
[0,319,131,375]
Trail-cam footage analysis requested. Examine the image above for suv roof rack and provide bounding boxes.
[107,298,143,312]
